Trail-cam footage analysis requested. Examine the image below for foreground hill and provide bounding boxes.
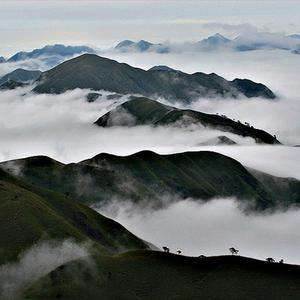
[33,54,275,101]
[1,151,299,211]
[25,251,300,299]
[0,168,148,265]
[95,97,280,144]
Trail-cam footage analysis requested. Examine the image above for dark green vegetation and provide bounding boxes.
[1,151,299,211]
[25,251,300,299]
[33,54,275,101]
[95,97,280,144]
[0,167,148,265]
[0,69,41,87]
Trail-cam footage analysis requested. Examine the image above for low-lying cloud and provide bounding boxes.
[0,239,90,299]
[98,198,300,265]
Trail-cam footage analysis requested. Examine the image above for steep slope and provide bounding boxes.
[33,54,275,101]
[25,251,300,299]
[1,151,299,211]
[0,69,41,86]
[94,97,280,144]
[0,168,148,265]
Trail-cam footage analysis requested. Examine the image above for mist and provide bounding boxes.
[98,198,300,265]
[0,239,90,299]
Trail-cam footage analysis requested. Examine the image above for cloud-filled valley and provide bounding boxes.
[98,198,300,264]
[0,45,299,287]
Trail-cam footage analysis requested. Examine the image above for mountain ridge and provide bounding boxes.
[1,150,299,211]
[94,97,280,144]
[33,54,276,101]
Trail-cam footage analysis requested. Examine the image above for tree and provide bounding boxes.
[162,246,170,253]
[229,247,239,255]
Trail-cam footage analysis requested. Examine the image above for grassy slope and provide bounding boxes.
[95,97,279,144]
[25,251,300,299]
[0,169,148,265]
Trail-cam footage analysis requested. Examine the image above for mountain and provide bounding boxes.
[197,33,231,50]
[115,39,169,53]
[0,80,26,90]
[25,251,300,299]
[0,68,41,86]
[33,54,275,101]
[288,34,300,39]
[0,167,148,265]
[7,44,95,63]
[0,56,5,63]
[1,151,299,211]
[95,97,279,144]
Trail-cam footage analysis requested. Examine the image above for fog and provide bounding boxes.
[98,198,300,265]
[0,239,90,299]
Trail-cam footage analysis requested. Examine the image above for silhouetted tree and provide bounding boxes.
[162,246,170,253]
[266,257,275,263]
[177,250,182,255]
[229,247,239,255]
[279,259,284,264]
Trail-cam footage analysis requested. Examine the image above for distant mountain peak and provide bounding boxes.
[115,40,135,48]
[7,44,95,63]
[148,65,177,72]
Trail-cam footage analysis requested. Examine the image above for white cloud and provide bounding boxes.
[98,198,300,265]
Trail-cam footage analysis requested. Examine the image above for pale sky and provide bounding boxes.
[0,0,300,56]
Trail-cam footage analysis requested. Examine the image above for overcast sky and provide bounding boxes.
[1,0,300,56]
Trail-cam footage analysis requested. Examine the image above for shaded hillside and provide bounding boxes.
[0,168,148,265]
[95,97,280,144]
[33,54,275,101]
[1,151,299,210]
[0,69,41,86]
[25,251,300,299]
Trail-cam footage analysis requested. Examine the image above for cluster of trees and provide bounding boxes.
[162,246,285,263]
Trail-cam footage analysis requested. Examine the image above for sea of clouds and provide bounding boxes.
[0,47,299,269]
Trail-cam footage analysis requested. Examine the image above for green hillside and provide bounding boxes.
[25,251,300,299]
[1,151,299,211]
[95,97,280,144]
[0,168,148,265]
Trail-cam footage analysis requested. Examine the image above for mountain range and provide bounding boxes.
[1,152,300,299]
[115,32,300,54]
[6,44,95,63]
[1,151,299,211]
[32,54,275,101]
[95,97,279,144]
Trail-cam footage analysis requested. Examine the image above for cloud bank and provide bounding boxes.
[98,198,300,265]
